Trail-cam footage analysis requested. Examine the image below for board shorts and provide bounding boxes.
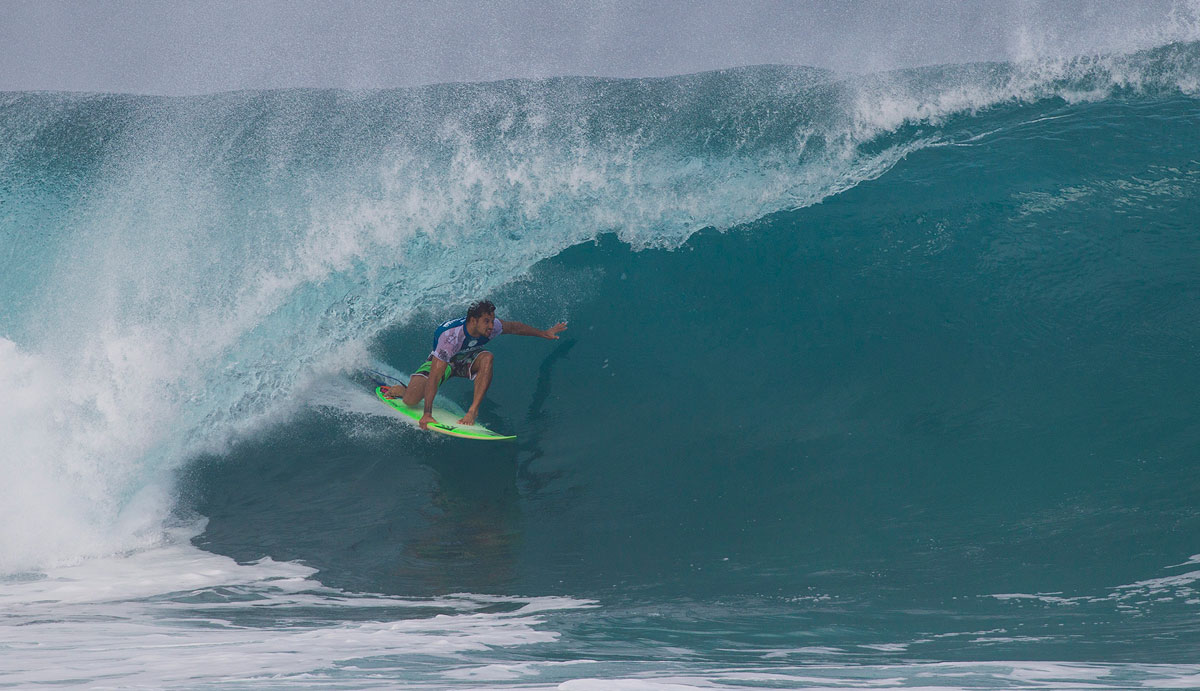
[410,353,483,385]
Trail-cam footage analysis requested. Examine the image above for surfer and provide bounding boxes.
[381,300,567,429]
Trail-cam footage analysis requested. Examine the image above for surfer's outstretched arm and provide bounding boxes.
[419,357,448,429]
[501,320,568,339]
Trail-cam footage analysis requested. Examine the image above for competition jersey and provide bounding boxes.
[430,317,503,363]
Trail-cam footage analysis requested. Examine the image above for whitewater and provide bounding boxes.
[2,37,1200,689]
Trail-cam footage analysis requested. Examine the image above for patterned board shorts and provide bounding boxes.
[410,353,482,385]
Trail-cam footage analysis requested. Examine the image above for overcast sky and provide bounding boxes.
[1,0,1195,95]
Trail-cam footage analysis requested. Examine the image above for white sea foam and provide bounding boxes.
[0,525,593,688]
[0,337,177,572]
[550,662,1200,691]
[11,527,1192,689]
[988,552,1200,613]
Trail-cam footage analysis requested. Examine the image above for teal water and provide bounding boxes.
[2,43,1200,688]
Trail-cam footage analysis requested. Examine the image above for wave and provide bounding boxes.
[1,40,1199,571]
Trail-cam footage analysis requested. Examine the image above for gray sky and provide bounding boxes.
[1,0,1195,94]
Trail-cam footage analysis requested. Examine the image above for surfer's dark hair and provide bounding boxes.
[467,300,496,319]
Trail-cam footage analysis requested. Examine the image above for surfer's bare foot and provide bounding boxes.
[458,409,478,426]
[382,384,406,399]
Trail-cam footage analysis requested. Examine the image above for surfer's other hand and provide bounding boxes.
[543,322,568,339]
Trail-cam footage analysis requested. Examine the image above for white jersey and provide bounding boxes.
[430,317,504,362]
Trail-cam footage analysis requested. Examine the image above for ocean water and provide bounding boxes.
[2,40,1200,689]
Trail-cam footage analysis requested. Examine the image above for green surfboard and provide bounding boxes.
[375,386,516,441]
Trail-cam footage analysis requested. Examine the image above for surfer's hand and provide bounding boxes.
[459,409,478,426]
[542,322,568,339]
[419,414,435,430]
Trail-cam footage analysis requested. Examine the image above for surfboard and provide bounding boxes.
[375,386,516,441]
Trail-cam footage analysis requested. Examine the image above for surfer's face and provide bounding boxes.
[467,313,495,338]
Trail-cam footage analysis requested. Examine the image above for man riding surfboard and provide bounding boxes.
[381,300,568,429]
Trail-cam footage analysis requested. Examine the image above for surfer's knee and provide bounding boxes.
[403,375,426,405]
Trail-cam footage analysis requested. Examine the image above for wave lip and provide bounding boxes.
[850,39,1200,138]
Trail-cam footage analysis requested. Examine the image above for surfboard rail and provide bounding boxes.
[375,386,516,441]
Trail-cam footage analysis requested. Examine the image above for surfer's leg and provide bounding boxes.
[402,374,426,407]
[462,352,494,424]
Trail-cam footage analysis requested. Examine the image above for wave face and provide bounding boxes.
[3,41,1200,687]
